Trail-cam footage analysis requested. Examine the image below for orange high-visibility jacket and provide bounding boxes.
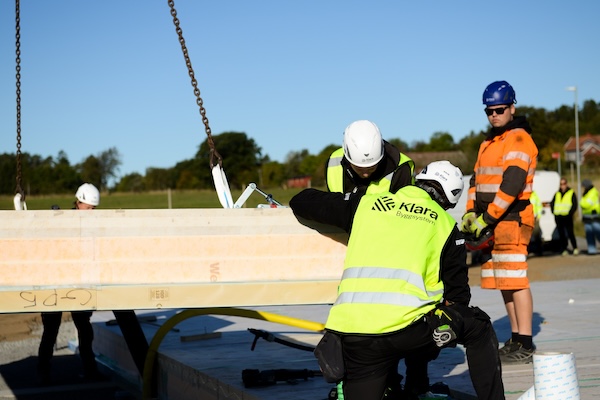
[466,118,538,225]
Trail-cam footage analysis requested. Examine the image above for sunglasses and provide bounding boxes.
[484,105,511,116]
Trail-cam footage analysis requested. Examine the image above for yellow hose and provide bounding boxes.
[141,307,325,399]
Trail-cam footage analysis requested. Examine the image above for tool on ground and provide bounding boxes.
[242,368,322,387]
[248,328,314,352]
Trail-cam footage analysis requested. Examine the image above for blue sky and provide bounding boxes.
[1,1,599,180]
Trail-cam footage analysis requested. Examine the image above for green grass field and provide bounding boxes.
[1,187,309,210]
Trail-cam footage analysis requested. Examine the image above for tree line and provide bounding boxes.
[2,100,600,196]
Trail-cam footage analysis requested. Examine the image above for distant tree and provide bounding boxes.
[176,169,201,190]
[0,153,17,194]
[78,155,103,189]
[115,173,145,192]
[260,161,286,188]
[53,151,81,193]
[457,131,485,173]
[98,147,122,190]
[537,139,565,170]
[311,144,339,187]
[77,147,122,191]
[195,132,262,190]
[284,149,311,179]
[388,138,410,152]
[145,167,176,191]
[23,154,55,195]
[428,132,456,151]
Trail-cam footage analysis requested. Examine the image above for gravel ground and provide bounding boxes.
[0,316,76,366]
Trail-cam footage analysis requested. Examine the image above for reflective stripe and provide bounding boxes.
[477,183,501,193]
[492,196,511,210]
[476,166,503,175]
[328,157,342,168]
[334,291,437,308]
[481,269,527,278]
[341,266,443,298]
[491,253,527,262]
[326,148,345,192]
[504,151,532,164]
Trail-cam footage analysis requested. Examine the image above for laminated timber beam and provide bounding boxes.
[0,208,347,313]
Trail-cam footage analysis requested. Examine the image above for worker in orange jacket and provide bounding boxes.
[461,81,538,365]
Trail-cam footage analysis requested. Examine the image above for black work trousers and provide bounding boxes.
[555,215,578,252]
[339,313,505,400]
[38,311,97,376]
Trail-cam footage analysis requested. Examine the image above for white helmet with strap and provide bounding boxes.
[75,183,100,206]
[415,161,464,209]
[343,120,384,168]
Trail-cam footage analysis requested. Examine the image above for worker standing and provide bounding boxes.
[580,179,600,255]
[528,190,544,256]
[291,161,505,400]
[461,80,538,365]
[326,119,414,194]
[37,183,102,385]
[550,178,579,255]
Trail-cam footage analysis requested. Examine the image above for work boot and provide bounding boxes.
[573,248,579,256]
[498,338,519,356]
[500,342,536,365]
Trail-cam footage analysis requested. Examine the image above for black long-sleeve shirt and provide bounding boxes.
[290,188,471,306]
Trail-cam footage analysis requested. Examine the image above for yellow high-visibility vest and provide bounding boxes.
[553,189,574,216]
[325,186,455,334]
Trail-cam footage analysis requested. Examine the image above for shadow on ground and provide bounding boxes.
[0,354,131,400]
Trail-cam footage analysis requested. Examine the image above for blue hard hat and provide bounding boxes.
[482,80,516,106]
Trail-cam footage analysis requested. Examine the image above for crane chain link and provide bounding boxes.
[167,0,222,169]
[15,0,24,199]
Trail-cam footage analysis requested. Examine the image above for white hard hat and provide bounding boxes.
[343,120,384,168]
[75,183,100,206]
[415,161,464,209]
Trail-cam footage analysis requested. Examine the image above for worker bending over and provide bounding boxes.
[291,161,505,400]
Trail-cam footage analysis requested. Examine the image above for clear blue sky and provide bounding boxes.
[1,1,599,180]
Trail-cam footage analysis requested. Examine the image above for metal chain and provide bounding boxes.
[167,0,222,168]
[15,0,24,199]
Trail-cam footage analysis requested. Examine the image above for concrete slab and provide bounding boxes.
[91,278,600,399]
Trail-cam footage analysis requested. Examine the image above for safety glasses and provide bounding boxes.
[484,105,511,116]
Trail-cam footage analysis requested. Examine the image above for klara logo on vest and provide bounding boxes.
[396,202,439,224]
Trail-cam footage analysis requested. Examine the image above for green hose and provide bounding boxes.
[141,307,325,399]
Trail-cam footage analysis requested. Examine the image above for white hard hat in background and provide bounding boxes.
[75,183,100,206]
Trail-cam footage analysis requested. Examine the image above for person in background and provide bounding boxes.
[461,80,538,365]
[550,178,579,256]
[37,183,102,385]
[326,119,414,194]
[291,161,505,400]
[580,179,600,255]
[528,190,544,256]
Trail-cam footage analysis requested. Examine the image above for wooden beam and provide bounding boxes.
[0,208,347,313]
